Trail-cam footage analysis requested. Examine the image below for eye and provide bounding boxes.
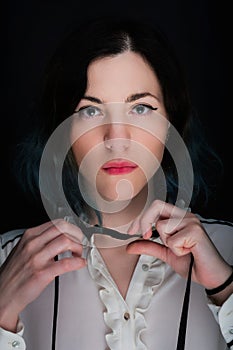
[130,104,158,116]
[75,105,103,119]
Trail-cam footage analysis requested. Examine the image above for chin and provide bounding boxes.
[97,180,147,203]
[98,189,135,202]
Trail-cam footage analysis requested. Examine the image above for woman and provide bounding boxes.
[0,17,232,350]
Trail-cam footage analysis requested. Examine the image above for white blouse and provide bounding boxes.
[0,215,233,350]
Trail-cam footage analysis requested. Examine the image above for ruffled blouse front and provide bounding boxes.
[87,242,166,350]
[1,218,232,349]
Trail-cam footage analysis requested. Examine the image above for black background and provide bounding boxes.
[1,0,232,233]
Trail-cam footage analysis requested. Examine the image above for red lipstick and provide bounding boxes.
[102,160,138,175]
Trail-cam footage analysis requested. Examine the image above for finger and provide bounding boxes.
[139,200,167,235]
[126,239,192,279]
[128,201,165,236]
[127,240,169,263]
[165,226,197,256]
[127,216,141,235]
[41,234,84,262]
[24,219,85,242]
[127,200,188,236]
[157,213,198,234]
[30,257,87,287]
[49,256,87,277]
[23,219,63,238]
[155,217,187,247]
[51,219,85,242]
[29,220,58,234]
[22,220,85,254]
[41,221,85,246]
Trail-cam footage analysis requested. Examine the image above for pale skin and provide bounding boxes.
[0,51,232,334]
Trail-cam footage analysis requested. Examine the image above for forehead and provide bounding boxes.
[85,51,162,102]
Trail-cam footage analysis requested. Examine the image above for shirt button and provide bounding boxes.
[12,341,20,348]
[229,328,233,334]
[124,312,130,320]
[142,264,149,271]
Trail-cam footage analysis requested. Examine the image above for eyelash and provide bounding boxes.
[74,105,103,119]
[131,103,158,112]
[74,103,158,119]
[76,105,99,112]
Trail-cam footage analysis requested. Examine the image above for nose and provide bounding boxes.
[104,123,131,151]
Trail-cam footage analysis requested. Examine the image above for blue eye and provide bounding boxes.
[76,105,103,119]
[130,104,158,116]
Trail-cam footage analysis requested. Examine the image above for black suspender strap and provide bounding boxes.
[176,253,194,350]
[52,256,59,350]
[51,253,194,350]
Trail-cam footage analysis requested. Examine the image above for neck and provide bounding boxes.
[93,181,156,232]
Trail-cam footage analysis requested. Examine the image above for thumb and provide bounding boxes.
[126,240,169,263]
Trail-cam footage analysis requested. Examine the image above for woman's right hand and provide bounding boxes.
[0,219,87,332]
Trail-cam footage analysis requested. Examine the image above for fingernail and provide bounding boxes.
[142,231,151,239]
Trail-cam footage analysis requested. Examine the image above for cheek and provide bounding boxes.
[134,131,166,163]
[70,121,106,166]
[72,133,98,166]
[71,126,166,169]
[151,139,165,162]
[144,139,165,180]
[72,141,84,166]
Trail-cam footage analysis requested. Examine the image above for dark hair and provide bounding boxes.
[15,16,222,219]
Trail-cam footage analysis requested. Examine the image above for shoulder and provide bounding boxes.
[0,229,25,249]
[197,215,233,236]
[0,229,25,264]
[196,214,233,264]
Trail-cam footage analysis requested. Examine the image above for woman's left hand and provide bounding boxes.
[127,200,232,293]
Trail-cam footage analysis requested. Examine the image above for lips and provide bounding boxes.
[102,160,138,175]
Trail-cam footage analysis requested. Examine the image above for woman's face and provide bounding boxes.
[71,51,168,204]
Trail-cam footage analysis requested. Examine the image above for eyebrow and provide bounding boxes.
[82,95,102,104]
[126,92,160,102]
[82,92,160,104]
